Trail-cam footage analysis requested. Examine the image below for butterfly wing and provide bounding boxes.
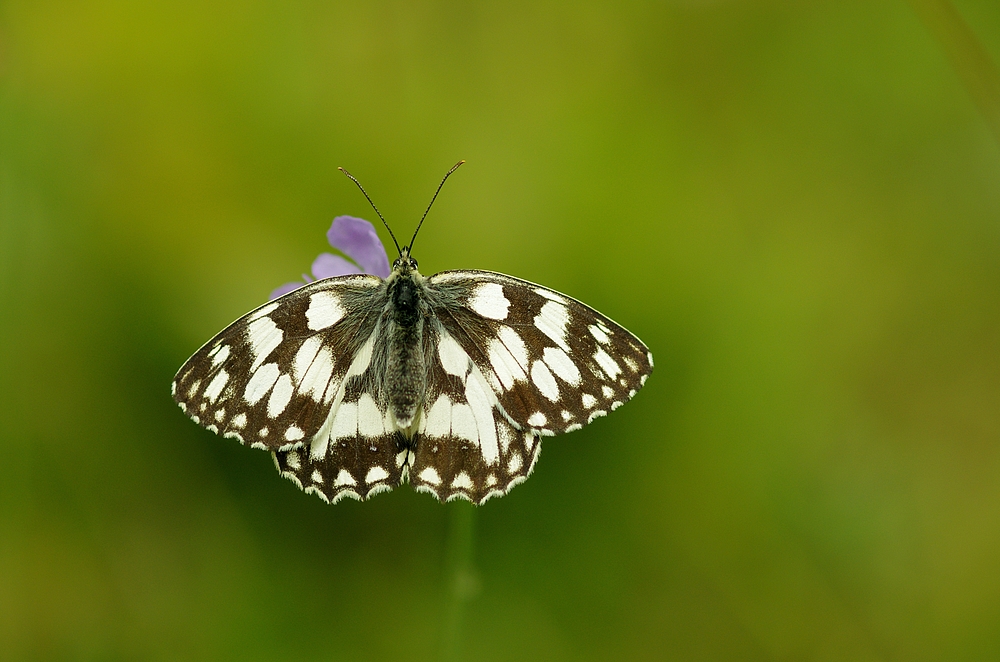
[172,274,407,501]
[409,270,653,503]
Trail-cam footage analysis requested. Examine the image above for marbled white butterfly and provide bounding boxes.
[172,163,652,504]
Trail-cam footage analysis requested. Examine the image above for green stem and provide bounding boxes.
[440,502,477,662]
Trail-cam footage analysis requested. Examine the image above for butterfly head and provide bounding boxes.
[392,246,419,274]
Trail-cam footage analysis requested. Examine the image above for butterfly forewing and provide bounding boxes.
[171,275,383,450]
[428,271,652,433]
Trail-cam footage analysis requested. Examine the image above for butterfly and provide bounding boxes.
[172,162,652,504]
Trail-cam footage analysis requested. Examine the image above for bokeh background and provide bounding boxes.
[3,1,1000,660]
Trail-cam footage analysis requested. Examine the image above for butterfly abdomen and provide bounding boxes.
[385,272,429,430]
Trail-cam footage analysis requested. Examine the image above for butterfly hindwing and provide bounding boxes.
[171,275,384,451]
[407,318,543,502]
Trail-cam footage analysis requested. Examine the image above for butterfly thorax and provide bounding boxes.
[383,255,428,432]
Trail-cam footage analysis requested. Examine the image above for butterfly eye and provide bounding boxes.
[410,258,418,269]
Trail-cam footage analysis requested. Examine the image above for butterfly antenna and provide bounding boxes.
[408,160,465,254]
[338,166,402,256]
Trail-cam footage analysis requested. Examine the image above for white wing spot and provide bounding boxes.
[647,351,654,368]
[424,394,453,437]
[306,291,345,330]
[365,466,389,483]
[611,401,623,411]
[542,347,581,386]
[623,356,639,373]
[285,426,304,441]
[523,432,535,452]
[588,324,611,345]
[286,451,301,470]
[293,336,323,380]
[465,365,501,464]
[247,316,283,372]
[330,401,358,441]
[530,360,560,401]
[438,331,471,377]
[468,282,509,319]
[244,363,280,405]
[249,302,279,320]
[259,427,269,437]
[418,467,442,485]
[211,344,231,367]
[534,301,570,351]
[204,369,229,403]
[486,474,498,487]
[582,393,597,409]
[301,347,334,402]
[267,373,294,417]
[499,326,529,367]
[187,379,201,398]
[488,336,524,390]
[527,412,547,427]
[561,410,572,422]
[534,288,566,304]
[508,452,523,474]
[496,418,515,453]
[357,394,386,437]
[334,470,356,487]
[231,412,247,429]
[602,385,614,399]
[214,409,225,422]
[344,334,375,380]
[594,348,622,380]
[311,469,323,483]
[451,472,473,490]
[451,403,478,444]
[565,423,582,432]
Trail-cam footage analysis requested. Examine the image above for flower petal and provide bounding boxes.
[311,252,362,280]
[270,281,305,300]
[326,216,391,277]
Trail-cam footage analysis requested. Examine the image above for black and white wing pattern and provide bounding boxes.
[173,266,652,505]
[172,275,406,504]
[406,270,652,503]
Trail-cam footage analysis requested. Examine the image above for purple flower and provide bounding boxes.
[270,216,391,300]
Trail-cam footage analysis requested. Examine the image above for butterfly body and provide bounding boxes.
[174,245,652,504]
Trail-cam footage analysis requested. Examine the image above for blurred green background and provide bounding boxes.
[3,1,1000,660]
